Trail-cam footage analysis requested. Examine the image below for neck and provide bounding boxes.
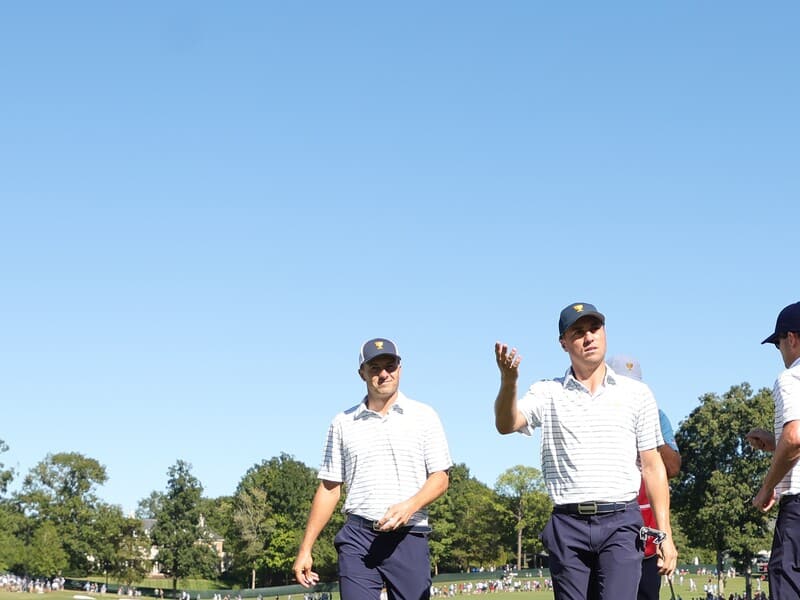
[366,390,399,414]
[571,363,606,394]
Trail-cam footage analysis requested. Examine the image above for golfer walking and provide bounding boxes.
[494,302,677,600]
[293,338,452,600]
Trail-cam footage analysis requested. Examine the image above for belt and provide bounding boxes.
[347,514,431,534]
[553,500,637,516]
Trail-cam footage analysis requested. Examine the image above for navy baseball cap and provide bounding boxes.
[359,338,401,366]
[558,302,605,337]
[762,302,800,345]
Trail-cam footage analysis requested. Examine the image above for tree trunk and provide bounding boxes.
[251,568,256,589]
[517,527,523,570]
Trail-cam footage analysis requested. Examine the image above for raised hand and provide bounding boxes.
[495,342,522,381]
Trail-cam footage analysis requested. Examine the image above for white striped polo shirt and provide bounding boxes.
[773,356,800,497]
[317,391,453,526]
[517,366,663,506]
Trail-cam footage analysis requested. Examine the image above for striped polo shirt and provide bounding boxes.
[773,356,800,497]
[318,391,453,526]
[517,365,663,506]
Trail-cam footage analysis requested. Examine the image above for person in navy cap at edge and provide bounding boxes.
[607,355,681,600]
[493,302,677,600]
[293,338,453,600]
[747,301,800,599]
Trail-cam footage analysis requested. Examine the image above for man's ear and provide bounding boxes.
[559,337,567,352]
[790,331,800,349]
[358,367,366,381]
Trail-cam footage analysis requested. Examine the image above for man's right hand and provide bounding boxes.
[657,536,678,577]
[495,342,521,382]
[292,551,320,588]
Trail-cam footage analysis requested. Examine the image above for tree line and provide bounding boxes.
[0,382,779,592]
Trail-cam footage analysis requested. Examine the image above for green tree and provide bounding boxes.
[24,520,68,577]
[198,495,234,578]
[151,460,219,590]
[444,464,509,571]
[229,453,325,586]
[495,465,551,570]
[135,491,165,519]
[672,383,774,595]
[0,500,25,572]
[17,452,108,572]
[428,480,457,576]
[231,483,274,588]
[257,454,322,584]
[0,439,13,496]
[199,495,234,544]
[113,516,152,586]
[91,503,150,586]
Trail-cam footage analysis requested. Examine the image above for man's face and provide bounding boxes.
[560,316,606,369]
[776,332,800,369]
[359,355,401,398]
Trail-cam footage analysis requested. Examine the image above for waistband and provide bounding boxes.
[779,493,800,507]
[347,514,431,534]
[552,500,637,516]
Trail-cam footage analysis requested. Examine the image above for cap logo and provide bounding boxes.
[573,304,584,313]
[374,341,384,350]
[625,362,634,371]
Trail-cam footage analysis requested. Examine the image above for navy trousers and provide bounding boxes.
[637,556,660,600]
[541,507,644,600]
[769,494,800,600]
[335,518,431,600]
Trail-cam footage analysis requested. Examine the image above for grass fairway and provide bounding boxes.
[0,574,768,600]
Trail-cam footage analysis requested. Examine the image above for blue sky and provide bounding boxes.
[0,3,797,515]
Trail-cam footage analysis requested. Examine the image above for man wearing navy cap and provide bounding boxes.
[747,301,800,598]
[293,338,452,600]
[493,303,677,600]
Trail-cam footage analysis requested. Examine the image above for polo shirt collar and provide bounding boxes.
[353,391,407,419]
[562,365,617,391]
[605,366,624,385]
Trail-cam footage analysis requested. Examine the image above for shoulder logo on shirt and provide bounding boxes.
[573,304,584,312]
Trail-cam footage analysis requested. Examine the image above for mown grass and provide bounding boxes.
[0,573,769,600]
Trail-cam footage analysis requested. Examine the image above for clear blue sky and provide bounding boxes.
[1,3,797,515]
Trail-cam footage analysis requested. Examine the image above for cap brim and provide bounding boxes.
[762,333,778,345]
[360,352,401,366]
[560,311,605,337]
[570,311,606,327]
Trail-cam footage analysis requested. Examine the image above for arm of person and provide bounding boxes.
[494,342,528,434]
[746,428,777,452]
[753,419,800,512]
[658,444,682,479]
[640,447,677,576]
[293,479,341,588]
[377,469,450,530]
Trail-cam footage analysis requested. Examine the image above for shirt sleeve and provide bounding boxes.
[317,420,345,482]
[516,383,546,436]
[423,407,453,474]
[636,386,662,452]
[776,368,800,425]
[658,409,679,451]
